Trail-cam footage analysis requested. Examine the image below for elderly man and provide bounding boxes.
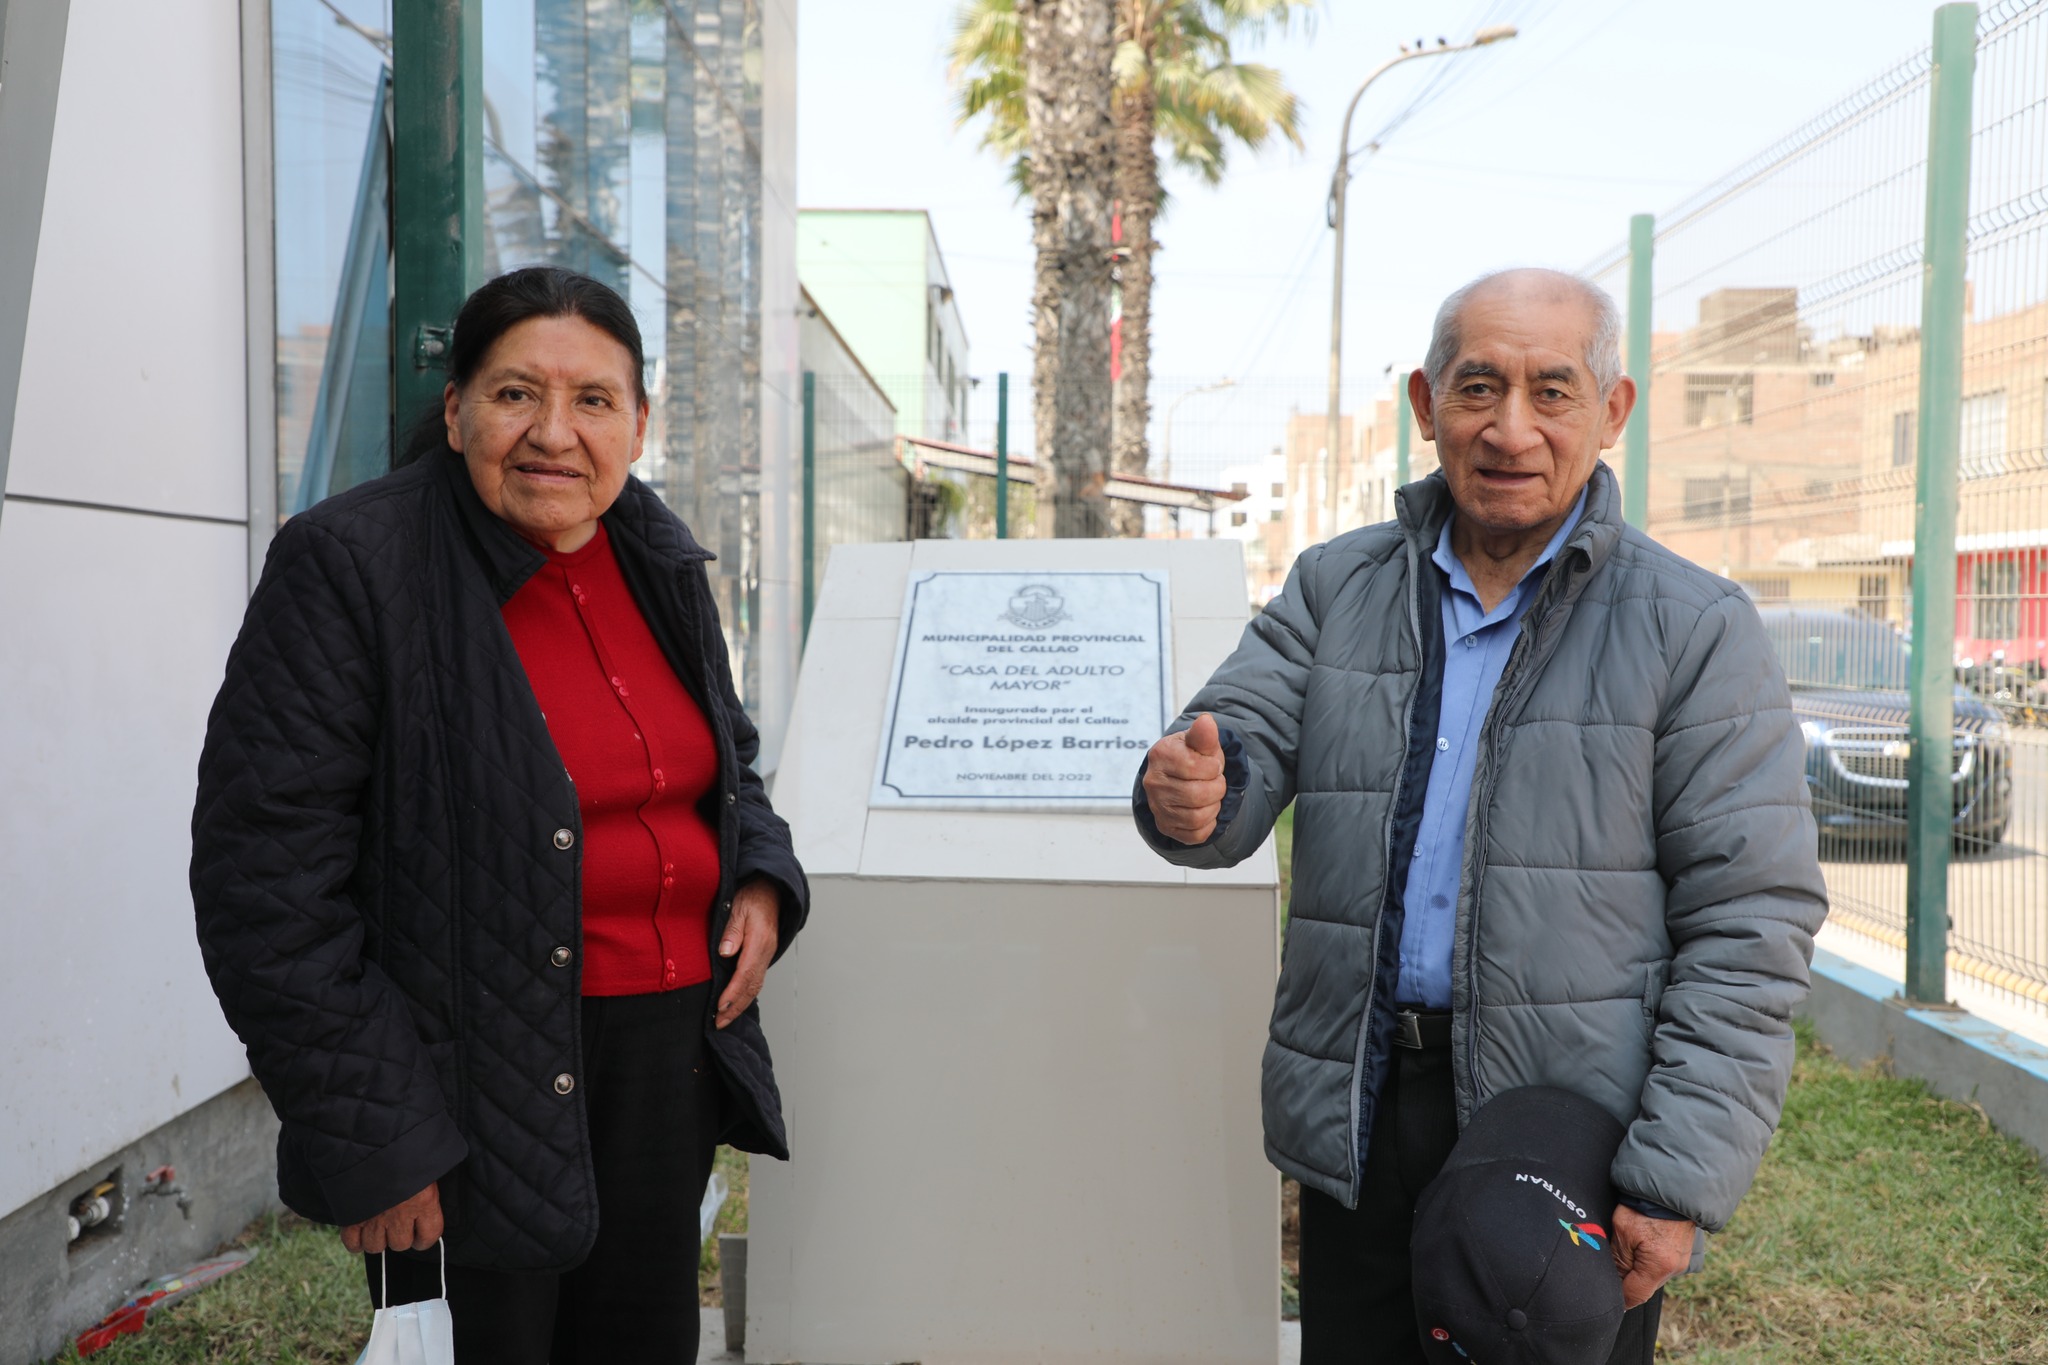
[1135,268,1827,1363]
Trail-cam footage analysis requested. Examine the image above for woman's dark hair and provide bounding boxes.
[399,265,648,465]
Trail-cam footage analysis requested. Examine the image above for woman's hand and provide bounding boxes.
[715,878,781,1028]
[341,1181,443,1255]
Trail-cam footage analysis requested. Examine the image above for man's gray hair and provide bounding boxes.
[1421,269,1623,395]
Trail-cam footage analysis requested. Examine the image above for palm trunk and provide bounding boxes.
[1020,0,1116,538]
[1109,41,1157,538]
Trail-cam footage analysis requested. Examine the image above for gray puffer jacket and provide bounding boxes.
[1137,463,1827,1231]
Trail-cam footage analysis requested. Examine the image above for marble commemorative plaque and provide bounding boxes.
[871,570,1173,810]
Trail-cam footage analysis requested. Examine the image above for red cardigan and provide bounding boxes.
[501,524,719,995]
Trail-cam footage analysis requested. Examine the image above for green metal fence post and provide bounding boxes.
[801,371,816,641]
[1395,379,1411,488]
[391,0,484,455]
[1624,212,1654,527]
[1905,1,1978,1006]
[995,372,1010,539]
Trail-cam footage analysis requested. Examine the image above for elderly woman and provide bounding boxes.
[192,267,806,1361]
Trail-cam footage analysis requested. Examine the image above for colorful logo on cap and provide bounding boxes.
[1559,1218,1607,1250]
[1428,1328,1471,1358]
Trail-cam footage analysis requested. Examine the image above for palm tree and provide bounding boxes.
[1011,0,1117,537]
[953,0,1308,534]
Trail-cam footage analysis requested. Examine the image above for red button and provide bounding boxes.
[652,768,664,782]
[664,862,674,874]
[663,876,674,888]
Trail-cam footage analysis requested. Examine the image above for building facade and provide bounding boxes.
[797,208,970,442]
[1640,289,2048,669]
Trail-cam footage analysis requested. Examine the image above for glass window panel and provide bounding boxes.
[1960,390,2008,479]
[291,74,393,514]
[271,0,393,520]
[270,0,772,713]
[482,0,538,174]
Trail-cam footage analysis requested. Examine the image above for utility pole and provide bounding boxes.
[1324,25,1517,541]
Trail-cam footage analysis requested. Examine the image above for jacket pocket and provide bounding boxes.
[1641,961,1669,1032]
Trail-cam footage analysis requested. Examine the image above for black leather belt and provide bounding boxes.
[1393,1008,1453,1050]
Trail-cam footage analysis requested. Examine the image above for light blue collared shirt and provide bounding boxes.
[1396,487,1588,1009]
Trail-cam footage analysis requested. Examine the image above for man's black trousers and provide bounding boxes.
[368,983,723,1363]
[1298,1032,1663,1364]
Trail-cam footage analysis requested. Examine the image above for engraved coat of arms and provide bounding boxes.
[1001,584,1070,630]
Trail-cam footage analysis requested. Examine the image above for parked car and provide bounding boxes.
[1757,608,2012,852]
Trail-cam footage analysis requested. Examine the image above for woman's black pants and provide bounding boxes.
[368,983,723,1363]
[1298,1033,1663,1364]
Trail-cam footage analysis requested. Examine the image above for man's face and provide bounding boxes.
[1412,278,1634,537]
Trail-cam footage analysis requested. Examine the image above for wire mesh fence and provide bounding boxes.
[1583,0,2048,1017]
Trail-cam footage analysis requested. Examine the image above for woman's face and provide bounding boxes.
[445,314,648,553]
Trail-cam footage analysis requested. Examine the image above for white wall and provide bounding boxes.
[0,0,254,1218]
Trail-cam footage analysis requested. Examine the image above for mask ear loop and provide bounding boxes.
[438,1238,448,1300]
[380,1248,388,1308]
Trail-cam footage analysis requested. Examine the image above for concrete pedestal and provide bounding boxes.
[751,539,1280,1365]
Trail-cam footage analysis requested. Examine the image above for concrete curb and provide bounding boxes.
[1800,947,2048,1163]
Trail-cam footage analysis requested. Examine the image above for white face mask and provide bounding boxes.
[358,1242,454,1365]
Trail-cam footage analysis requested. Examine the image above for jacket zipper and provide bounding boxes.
[1348,530,1427,1201]
[1457,548,1585,1111]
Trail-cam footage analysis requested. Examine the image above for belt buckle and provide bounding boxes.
[1394,1010,1424,1050]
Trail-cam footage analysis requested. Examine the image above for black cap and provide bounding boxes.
[1411,1087,1628,1364]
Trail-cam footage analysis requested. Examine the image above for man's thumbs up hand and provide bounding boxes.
[1142,713,1229,846]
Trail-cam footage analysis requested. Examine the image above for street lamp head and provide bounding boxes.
[1473,24,1518,44]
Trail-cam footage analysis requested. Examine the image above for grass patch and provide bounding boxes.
[1275,803,1294,934]
[57,1031,2048,1362]
[1659,1020,2048,1362]
[698,1145,749,1305]
[67,1146,755,1363]
[53,1213,369,1365]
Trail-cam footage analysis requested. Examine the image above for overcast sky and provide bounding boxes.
[797,0,1950,471]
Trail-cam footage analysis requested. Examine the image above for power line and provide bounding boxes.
[1228,218,1331,381]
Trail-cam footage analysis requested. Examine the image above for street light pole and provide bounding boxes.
[1324,25,1517,541]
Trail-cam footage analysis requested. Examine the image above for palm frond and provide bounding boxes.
[1153,99,1228,184]
[1197,0,1316,44]
[947,0,1021,81]
[948,0,1029,192]
[1112,37,1151,92]
[1189,60,1303,148]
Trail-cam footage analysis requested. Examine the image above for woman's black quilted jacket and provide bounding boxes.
[190,449,809,1272]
